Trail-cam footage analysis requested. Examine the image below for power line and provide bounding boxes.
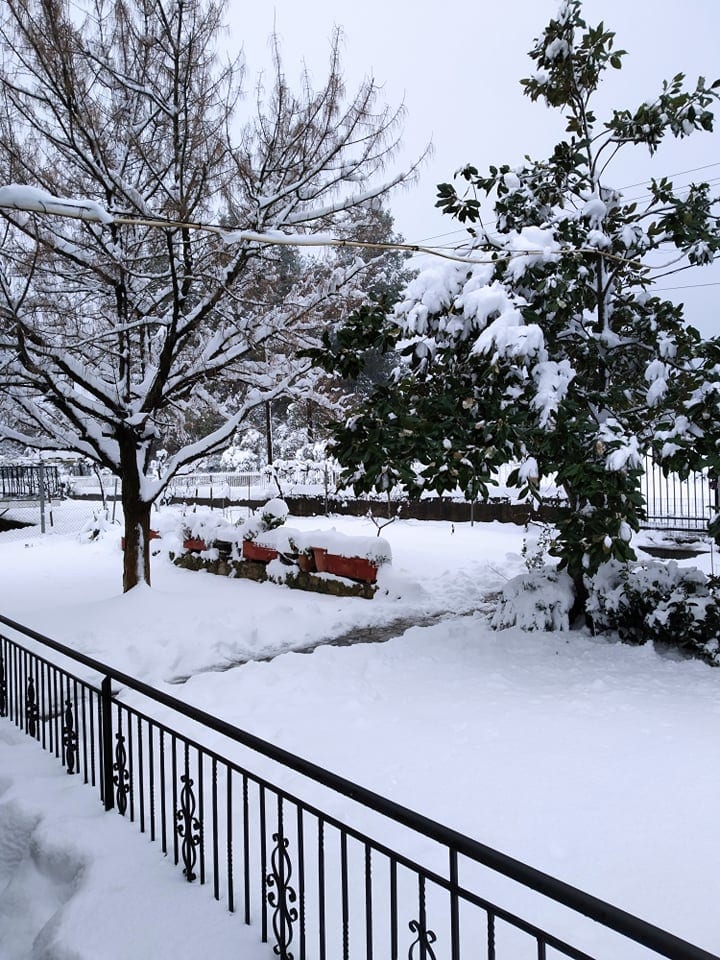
[414,163,720,243]
[618,162,720,192]
[624,175,720,206]
[0,193,648,269]
[415,226,473,244]
[654,281,720,292]
[4,187,719,278]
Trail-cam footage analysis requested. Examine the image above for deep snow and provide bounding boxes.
[0,724,267,960]
[0,507,718,958]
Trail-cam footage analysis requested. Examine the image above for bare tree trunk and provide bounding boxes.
[119,434,151,591]
[569,574,589,627]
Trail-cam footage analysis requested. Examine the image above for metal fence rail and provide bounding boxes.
[166,466,339,504]
[0,463,62,499]
[2,457,716,536]
[641,457,716,533]
[0,612,716,960]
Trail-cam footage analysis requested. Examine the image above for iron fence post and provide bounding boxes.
[100,674,114,811]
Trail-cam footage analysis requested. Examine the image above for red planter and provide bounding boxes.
[312,548,378,583]
[183,538,207,552]
[242,539,279,563]
[296,551,316,573]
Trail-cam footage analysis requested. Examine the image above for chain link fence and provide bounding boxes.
[0,497,111,541]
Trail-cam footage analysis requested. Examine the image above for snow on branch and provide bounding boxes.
[281,171,414,226]
[0,185,114,224]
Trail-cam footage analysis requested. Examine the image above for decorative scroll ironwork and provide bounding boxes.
[267,832,298,960]
[26,675,39,737]
[0,649,6,717]
[113,731,130,814]
[408,919,438,960]
[176,773,201,882]
[62,698,78,774]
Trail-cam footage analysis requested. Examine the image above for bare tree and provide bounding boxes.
[0,0,416,590]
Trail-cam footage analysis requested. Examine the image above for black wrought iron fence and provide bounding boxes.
[641,456,717,533]
[0,463,62,499]
[0,612,716,960]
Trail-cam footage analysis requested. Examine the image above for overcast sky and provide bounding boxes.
[226,0,720,334]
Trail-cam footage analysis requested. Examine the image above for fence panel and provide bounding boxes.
[641,457,716,533]
[4,458,717,537]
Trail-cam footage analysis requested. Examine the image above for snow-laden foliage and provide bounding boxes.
[318,0,720,616]
[491,553,720,663]
[181,503,391,566]
[184,497,290,548]
[587,559,720,665]
[0,0,416,590]
[492,568,575,632]
[78,509,116,543]
[258,498,290,532]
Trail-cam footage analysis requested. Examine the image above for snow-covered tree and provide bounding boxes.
[323,0,720,617]
[331,201,415,308]
[0,0,414,590]
[331,202,415,399]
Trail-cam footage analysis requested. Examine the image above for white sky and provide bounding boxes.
[225,0,720,334]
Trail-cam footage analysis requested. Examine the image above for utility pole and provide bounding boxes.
[265,401,274,466]
[38,462,46,534]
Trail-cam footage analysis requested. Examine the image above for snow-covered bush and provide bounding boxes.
[587,560,720,665]
[521,521,556,571]
[243,498,290,543]
[492,568,574,632]
[181,500,290,552]
[260,498,289,530]
[79,509,114,542]
[182,510,238,546]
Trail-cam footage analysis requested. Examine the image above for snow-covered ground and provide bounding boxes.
[0,506,718,959]
[0,725,265,960]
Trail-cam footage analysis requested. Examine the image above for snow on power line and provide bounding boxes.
[0,184,114,224]
[0,183,645,270]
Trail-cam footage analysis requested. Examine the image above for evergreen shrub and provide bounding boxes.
[587,560,720,665]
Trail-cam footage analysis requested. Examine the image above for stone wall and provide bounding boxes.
[172,551,376,599]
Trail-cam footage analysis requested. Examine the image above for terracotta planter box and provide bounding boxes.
[296,551,316,573]
[183,537,207,552]
[242,539,279,563]
[312,547,379,583]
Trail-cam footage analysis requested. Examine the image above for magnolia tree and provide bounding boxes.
[0,0,416,590]
[320,0,720,618]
